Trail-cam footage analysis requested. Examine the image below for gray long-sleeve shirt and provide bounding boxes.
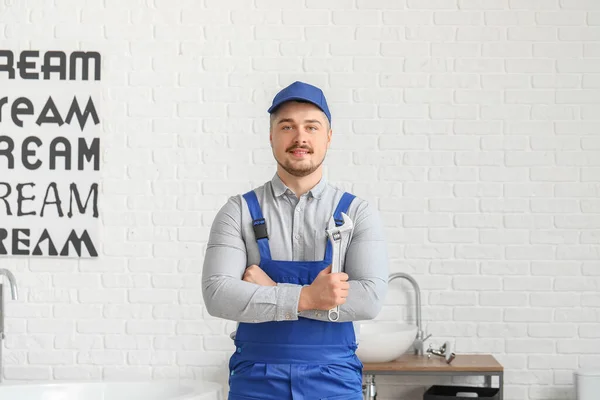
[202,173,389,338]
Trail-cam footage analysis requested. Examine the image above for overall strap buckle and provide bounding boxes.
[253,218,268,240]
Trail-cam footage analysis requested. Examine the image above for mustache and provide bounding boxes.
[287,145,312,152]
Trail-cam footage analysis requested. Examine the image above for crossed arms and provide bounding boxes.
[201,195,389,323]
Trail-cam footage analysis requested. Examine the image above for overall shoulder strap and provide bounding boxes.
[242,190,272,261]
[332,192,356,226]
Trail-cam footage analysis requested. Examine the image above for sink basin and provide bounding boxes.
[355,322,418,363]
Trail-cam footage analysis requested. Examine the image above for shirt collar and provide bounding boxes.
[270,173,327,199]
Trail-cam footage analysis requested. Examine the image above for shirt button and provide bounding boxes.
[295,234,300,240]
[316,312,321,317]
[285,314,291,320]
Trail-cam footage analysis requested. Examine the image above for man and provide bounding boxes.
[202,81,388,399]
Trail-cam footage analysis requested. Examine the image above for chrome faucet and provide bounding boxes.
[0,269,18,302]
[0,268,18,383]
[388,272,430,355]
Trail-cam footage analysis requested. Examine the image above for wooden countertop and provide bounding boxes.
[363,354,503,373]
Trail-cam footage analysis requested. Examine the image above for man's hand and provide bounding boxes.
[299,265,349,311]
[242,264,276,287]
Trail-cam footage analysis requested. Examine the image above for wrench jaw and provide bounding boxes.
[327,212,354,231]
[325,212,354,322]
[326,213,354,239]
[338,212,354,231]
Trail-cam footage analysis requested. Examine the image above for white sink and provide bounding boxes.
[355,322,418,363]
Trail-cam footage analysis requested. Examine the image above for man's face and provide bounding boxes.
[270,101,331,178]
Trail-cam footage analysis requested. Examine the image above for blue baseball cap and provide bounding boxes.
[267,81,331,123]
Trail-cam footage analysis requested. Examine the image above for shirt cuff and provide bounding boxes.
[275,283,302,321]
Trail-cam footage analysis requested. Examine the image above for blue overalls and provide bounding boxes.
[227,190,364,400]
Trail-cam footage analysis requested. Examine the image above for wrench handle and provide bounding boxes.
[327,231,342,322]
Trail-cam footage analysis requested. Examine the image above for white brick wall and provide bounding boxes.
[1,1,599,399]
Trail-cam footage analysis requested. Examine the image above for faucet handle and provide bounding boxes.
[418,330,432,343]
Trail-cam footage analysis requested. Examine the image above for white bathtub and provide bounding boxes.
[0,380,223,400]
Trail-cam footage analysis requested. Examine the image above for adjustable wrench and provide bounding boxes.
[325,212,354,322]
